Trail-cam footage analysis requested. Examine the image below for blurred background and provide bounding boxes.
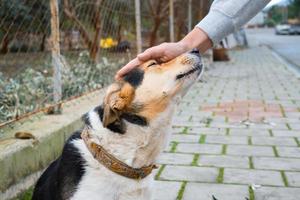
[0,0,300,200]
[0,0,299,126]
[0,0,212,127]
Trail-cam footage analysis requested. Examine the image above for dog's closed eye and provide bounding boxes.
[147,62,157,67]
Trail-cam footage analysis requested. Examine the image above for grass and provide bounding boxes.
[176,181,187,200]
[226,128,230,136]
[221,145,227,155]
[248,186,255,200]
[13,187,33,200]
[155,165,166,180]
[248,136,252,145]
[286,123,292,130]
[268,129,274,137]
[191,154,200,166]
[294,137,300,147]
[249,157,254,169]
[199,135,206,144]
[279,104,286,117]
[181,127,189,134]
[281,171,289,186]
[170,141,179,153]
[225,116,229,123]
[217,168,224,183]
[272,146,279,157]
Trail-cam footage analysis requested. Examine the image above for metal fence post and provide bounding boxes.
[169,0,175,42]
[50,0,62,113]
[135,0,142,54]
[188,0,192,32]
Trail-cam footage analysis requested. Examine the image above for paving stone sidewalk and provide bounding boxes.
[153,46,300,200]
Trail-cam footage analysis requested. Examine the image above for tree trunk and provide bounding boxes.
[198,0,210,20]
[40,34,46,52]
[1,34,10,54]
[149,18,161,46]
[117,24,122,43]
[89,0,102,62]
[176,21,184,41]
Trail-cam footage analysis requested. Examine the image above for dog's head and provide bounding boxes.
[92,51,203,133]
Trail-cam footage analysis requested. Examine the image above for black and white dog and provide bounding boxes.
[33,51,202,200]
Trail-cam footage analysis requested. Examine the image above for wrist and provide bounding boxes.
[178,38,194,52]
[180,27,212,53]
[177,40,191,53]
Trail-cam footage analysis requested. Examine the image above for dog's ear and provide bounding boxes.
[102,83,135,127]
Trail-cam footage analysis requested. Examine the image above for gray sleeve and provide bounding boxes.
[196,0,270,45]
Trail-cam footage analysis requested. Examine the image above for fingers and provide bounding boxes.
[137,44,165,61]
[115,43,171,80]
[115,58,142,80]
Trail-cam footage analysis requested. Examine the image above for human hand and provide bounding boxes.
[115,41,189,80]
[115,27,212,80]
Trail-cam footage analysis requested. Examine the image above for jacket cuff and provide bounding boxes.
[196,9,234,46]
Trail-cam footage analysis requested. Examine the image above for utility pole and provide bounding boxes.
[135,0,142,54]
[188,0,192,32]
[169,0,175,42]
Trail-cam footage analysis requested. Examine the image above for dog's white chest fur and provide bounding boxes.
[69,105,175,200]
[70,139,154,200]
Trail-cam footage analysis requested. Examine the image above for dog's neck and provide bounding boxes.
[83,105,175,168]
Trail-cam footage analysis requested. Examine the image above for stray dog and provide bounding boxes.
[32,50,203,200]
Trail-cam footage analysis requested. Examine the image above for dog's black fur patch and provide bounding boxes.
[82,112,91,128]
[123,68,144,88]
[32,131,85,200]
[93,105,147,134]
[121,113,148,126]
[94,105,126,134]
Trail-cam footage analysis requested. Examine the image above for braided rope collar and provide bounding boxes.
[81,128,157,179]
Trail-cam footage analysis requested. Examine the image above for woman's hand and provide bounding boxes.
[115,27,212,80]
[115,42,189,80]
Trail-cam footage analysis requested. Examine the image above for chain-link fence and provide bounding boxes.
[0,0,210,125]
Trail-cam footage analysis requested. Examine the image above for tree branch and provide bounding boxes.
[63,0,92,48]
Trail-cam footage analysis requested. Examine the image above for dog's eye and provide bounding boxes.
[147,62,157,67]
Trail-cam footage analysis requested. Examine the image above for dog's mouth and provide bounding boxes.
[175,64,203,80]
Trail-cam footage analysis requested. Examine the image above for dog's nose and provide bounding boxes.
[190,48,200,55]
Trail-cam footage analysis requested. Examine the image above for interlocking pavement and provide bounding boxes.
[153,46,300,200]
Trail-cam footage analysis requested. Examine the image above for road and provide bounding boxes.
[246,28,300,68]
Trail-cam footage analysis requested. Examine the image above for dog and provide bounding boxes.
[32,49,203,200]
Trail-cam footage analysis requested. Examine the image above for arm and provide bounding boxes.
[196,0,270,45]
[116,0,271,79]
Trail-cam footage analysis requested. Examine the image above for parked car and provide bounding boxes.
[289,24,300,35]
[275,23,291,35]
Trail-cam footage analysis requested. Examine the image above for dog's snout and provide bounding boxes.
[190,48,200,55]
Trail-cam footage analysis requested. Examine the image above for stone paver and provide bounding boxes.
[153,45,300,199]
[252,136,297,146]
[159,165,219,182]
[157,153,194,165]
[254,186,300,200]
[227,145,274,156]
[253,157,300,171]
[183,183,249,200]
[205,135,248,145]
[285,172,300,187]
[230,128,270,136]
[152,181,181,200]
[224,168,284,186]
[170,134,200,143]
[176,143,222,154]
[277,146,300,158]
[198,155,249,168]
